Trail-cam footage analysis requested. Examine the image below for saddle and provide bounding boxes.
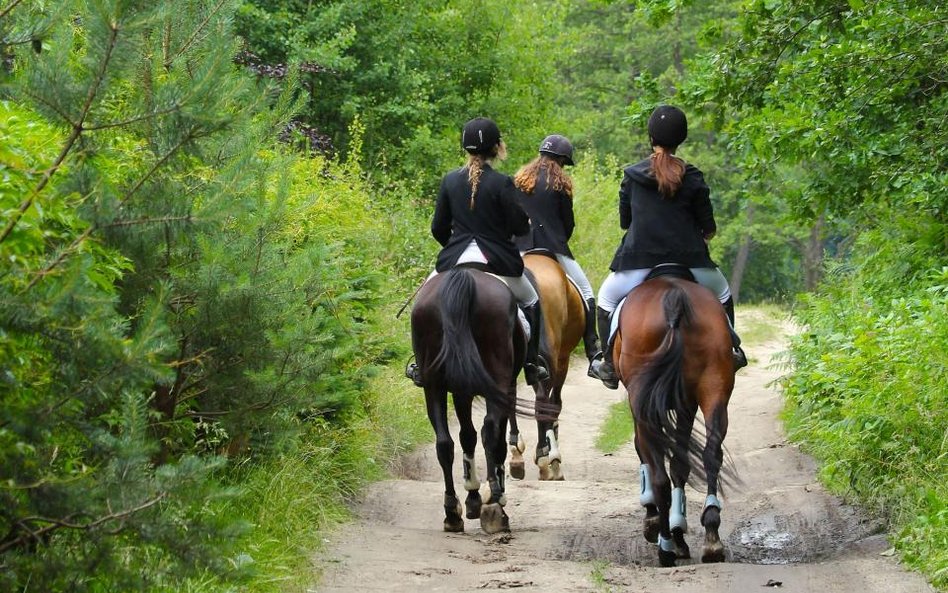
[643,263,696,283]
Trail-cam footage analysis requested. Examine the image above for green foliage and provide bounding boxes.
[235,0,568,194]
[0,0,396,589]
[781,221,947,589]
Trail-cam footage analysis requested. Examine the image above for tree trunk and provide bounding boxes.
[729,203,754,302]
[802,214,825,290]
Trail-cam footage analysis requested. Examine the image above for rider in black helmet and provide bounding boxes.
[406,117,550,387]
[592,106,747,389]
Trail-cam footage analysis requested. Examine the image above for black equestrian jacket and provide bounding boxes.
[513,170,575,259]
[432,164,530,277]
[609,157,717,271]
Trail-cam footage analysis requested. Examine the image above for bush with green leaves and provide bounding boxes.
[0,0,394,589]
[781,223,947,588]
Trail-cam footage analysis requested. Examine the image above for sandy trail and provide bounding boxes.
[316,316,936,592]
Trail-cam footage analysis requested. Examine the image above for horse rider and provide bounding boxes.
[512,134,603,378]
[406,117,550,387]
[592,105,748,389]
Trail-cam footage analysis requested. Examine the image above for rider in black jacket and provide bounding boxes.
[592,106,747,389]
[513,134,603,377]
[408,117,550,387]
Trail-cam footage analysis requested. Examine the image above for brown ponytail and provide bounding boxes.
[650,147,685,198]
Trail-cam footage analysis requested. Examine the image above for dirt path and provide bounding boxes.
[316,320,937,592]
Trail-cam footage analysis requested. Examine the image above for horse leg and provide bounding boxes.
[669,410,697,560]
[635,430,660,543]
[479,400,511,534]
[533,377,558,481]
[453,393,482,520]
[507,393,526,480]
[540,379,565,481]
[701,403,729,563]
[426,387,464,532]
[650,452,677,567]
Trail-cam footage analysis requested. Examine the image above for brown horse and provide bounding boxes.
[508,252,585,481]
[612,270,736,566]
[410,266,531,534]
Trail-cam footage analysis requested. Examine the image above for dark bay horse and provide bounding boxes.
[410,266,531,534]
[612,272,736,566]
[508,252,584,481]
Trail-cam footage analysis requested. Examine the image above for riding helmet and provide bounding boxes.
[647,105,688,148]
[538,134,575,166]
[461,117,501,155]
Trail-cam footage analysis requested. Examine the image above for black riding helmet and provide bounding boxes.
[647,105,688,149]
[461,117,502,156]
[538,134,574,166]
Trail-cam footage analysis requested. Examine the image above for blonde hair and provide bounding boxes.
[513,155,573,198]
[464,141,506,209]
[649,146,685,198]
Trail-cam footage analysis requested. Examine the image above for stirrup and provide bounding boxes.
[523,364,550,387]
[595,359,619,390]
[405,359,424,387]
[587,352,603,379]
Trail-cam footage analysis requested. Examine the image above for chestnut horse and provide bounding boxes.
[612,270,736,566]
[508,252,585,481]
[410,266,532,534]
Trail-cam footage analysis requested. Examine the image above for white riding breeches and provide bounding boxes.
[597,267,731,313]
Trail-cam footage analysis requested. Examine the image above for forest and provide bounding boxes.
[0,0,944,591]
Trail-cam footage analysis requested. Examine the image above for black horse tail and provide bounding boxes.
[431,268,504,399]
[631,284,708,484]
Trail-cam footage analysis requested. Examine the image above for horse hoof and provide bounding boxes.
[465,492,482,520]
[658,548,677,567]
[480,503,510,534]
[701,542,726,563]
[443,517,464,532]
[672,528,691,559]
[509,460,525,480]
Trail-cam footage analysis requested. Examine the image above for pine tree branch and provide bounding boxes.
[83,104,183,131]
[24,129,196,291]
[0,0,24,21]
[102,215,193,229]
[0,22,119,245]
[164,0,229,70]
[0,494,166,555]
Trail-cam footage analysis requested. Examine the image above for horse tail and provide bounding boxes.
[431,268,504,399]
[631,284,708,482]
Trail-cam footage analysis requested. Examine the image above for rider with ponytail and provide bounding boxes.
[407,117,550,387]
[592,105,747,389]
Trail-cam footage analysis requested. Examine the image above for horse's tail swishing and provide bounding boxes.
[631,284,707,484]
[431,268,504,400]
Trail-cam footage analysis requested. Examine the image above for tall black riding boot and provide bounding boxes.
[583,298,603,377]
[723,297,748,370]
[522,302,550,386]
[594,307,619,389]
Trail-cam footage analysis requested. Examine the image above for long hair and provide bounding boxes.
[513,155,573,198]
[649,146,685,198]
[464,141,507,209]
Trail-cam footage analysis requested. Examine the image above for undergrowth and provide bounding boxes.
[781,231,947,590]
